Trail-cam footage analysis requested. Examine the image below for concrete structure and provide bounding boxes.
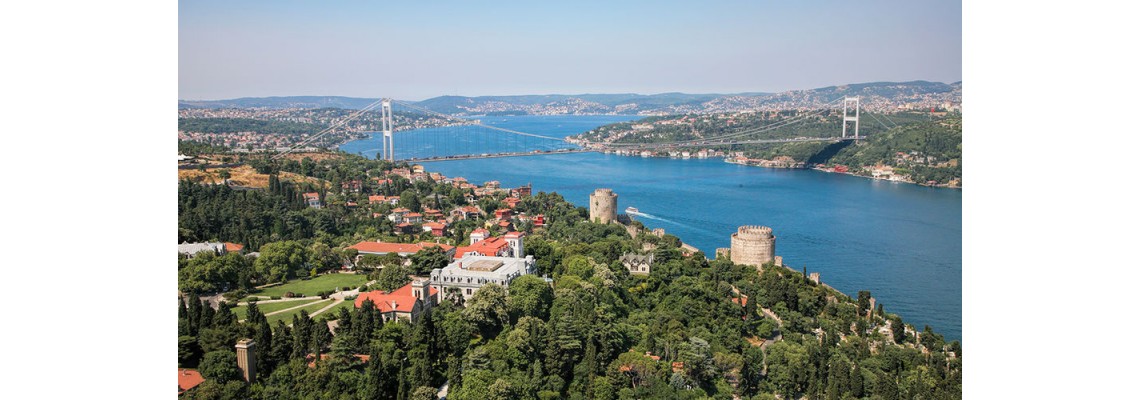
[589,188,618,224]
[235,339,256,382]
[730,225,776,269]
[620,253,654,275]
[809,272,821,284]
[430,254,535,302]
[178,242,226,257]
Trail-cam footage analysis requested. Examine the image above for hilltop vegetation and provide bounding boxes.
[177,152,960,399]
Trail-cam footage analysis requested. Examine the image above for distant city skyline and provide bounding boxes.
[179,1,961,101]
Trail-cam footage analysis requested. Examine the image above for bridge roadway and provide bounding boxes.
[401,136,859,162]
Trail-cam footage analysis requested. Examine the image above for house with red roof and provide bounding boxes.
[494,208,512,220]
[451,206,483,221]
[178,369,205,395]
[303,192,321,209]
[355,280,437,322]
[422,221,449,237]
[453,231,525,259]
[223,242,244,253]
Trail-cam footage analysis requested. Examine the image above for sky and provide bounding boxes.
[179,1,961,101]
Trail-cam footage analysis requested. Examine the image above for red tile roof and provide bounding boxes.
[178,369,205,394]
[355,282,438,313]
[223,242,244,252]
[303,192,320,199]
[349,241,454,255]
[454,236,509,259]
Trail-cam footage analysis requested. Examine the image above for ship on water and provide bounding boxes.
[625,206,641,215]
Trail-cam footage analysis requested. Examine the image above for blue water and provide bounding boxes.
[341,115,962,341]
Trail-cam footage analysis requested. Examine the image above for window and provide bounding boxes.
[466,288,472,295]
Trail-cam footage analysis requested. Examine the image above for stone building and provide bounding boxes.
[620,253,655,275]
[589,188,618,224]
[235,339,256,382]
[730,225,776,269]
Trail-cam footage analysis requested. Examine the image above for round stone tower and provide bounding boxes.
[730,225,776,269]
[589,188,618,224]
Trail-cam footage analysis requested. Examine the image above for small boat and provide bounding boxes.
[625,207,641,214]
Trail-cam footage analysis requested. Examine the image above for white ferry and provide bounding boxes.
[625,206,641,215]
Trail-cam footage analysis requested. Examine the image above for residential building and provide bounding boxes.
[355,280,437,322]
[303,192,321,209]
[620,253,655,275]
[430,253,535,302]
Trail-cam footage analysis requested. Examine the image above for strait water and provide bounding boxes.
[341,115,962,341]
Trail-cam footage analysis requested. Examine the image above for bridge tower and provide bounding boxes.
[842,96,860,141]
[381,98,394,161]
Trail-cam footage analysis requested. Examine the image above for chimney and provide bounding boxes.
[235,339,256,382]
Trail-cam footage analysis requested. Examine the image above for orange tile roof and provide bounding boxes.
[178,369,205,394]
[223,242,244,252]
[349,241,454,254]
[303,192,320,199]
[454,236,509,259]
[355,282,438,313]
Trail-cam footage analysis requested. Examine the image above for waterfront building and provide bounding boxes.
[589,188,618,224]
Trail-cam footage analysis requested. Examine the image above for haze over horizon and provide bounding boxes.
[179,1,961,101]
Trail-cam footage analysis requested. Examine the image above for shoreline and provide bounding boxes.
[600,150,962,189]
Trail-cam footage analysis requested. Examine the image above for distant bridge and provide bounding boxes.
[272,96,873,162]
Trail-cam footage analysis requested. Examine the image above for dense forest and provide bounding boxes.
[178,152,960,399]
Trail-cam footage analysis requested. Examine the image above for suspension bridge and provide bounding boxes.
[273,96,876,162]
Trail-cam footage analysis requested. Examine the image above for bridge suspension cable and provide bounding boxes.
[272,97,387,159]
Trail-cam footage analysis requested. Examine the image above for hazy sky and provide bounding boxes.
[179,1,961,101]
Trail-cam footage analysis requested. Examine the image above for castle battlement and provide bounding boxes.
[734,225,774,239]
[730,225,776,270]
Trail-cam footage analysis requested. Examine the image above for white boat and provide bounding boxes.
[625,207,641,214]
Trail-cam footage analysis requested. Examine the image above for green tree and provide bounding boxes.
[508,275,554,322]
[409,246,451,275]
[857,290,872,317]
[254,241,308,283]
[375,264,411,291]
[199,350,240,383]
[462,284,510,339]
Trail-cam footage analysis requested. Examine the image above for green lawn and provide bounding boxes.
[234,298,323,320]
[255,274,368,298]
[266,299,336,326]
[319,299,358,320]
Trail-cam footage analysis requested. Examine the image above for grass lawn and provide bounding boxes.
[255,274,368,298]
[320,299,358,319]
[234,298,323,320]
[266,299,336,326]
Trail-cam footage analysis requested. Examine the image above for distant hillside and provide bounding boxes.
[178,81,959,115]
[178,96,381,109]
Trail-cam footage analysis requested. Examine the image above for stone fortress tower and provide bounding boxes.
[730,225,776,269]
[589,188,618,224]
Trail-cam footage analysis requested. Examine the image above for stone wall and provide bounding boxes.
[589,188,618,224]
[730,225,776,269]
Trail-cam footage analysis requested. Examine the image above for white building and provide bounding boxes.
[430,254,535,302]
